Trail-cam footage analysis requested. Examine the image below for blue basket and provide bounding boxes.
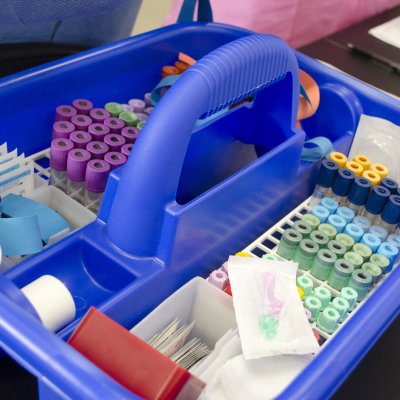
[0,22,399,400]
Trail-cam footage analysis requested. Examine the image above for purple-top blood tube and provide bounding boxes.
[52,121,75,140]
[84,159,111,214]
[104,117,125,134]
[72,99,93,115]
[55,105,77,122]
[86,141,109,160]
[104,152,127,171]
[128,98,146,113]
[88,123,110,141]
[144,107,154,115]
[50,138,74,192]
[104,134,126,152]
[121,104,134,112]
[66,148,91,204]
[71,114,92,131]
[121,126,140,144]
[121,143,133,157]
[70,131,92,149]
[89,108,111,123]
[144,92,152,106]
[136,112,148,122]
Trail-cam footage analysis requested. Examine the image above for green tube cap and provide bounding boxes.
[348,269,372,301]
[310,230,329,248]
[340,287,358,311]
[328,259,354,290]
[317,306,340,334]
[277,229,302,260]
[293,220,312,238]
[262,253,278,261]
[361,262,382,284]
[105,102,123,117]
[293,239,319,270]
[304,295,322,322]
[296,275,314,296]
[369,253,390,274]
[327,240,347,258]
[313,286,332,309]
[335,233,355,251]
[353,243,372,262]
[344,251,364,269]
[310,249,337,281]
[331,296,350,322]
[302,214,320,230]
[318,223,337,240]
[119,111,138,126]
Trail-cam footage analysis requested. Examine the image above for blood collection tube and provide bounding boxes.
[374,195,400,235]
[70,131,92,149]
[52,121,75,140]
[128,99,146,113]
[104,134,126,152]
[86,141,109,160]
[121,126,140,144]
[71,114,92,132]
[67,149,91,204]
[50,138,74,192]
[331,168,355,205]
[104,117,125,134]
[55,105,77,122]
[72,99,93,115]
[346,177,371,213]
[360,185,390,223]
[104,152,127,171]
[89,108,111,123]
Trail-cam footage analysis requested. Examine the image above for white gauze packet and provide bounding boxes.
[227,256,319,359]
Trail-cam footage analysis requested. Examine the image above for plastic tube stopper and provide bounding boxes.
[317,307,340,334]
[318,223,337,240]
[311,205,329,223]
[67,149,91,182]
[381,195,400,225]
[361,262,382,284]
[347,269,372,301]
[72,99,93,115]
[370,163,388,179]
[362,170,381,187]
[303,296,322,322]
[340,287,358,311]
[381,178,398,194]
[377,242,399,271]
[296,275,313,296]
[387,234,400,251]
[369,253,390,274]
[328,259,354,290]
[302,214,320,230]
[105,102,123,117]
[344,251,363,269]
[293,220,312,238]
[368,225,388,241]
[293,239,319,270]
[353,154,371,170]
[310,230,329,248]
[361,233,381,253]
[327,240,346,258]
[332,168,355,197]
[55,105,77,122]
[276,229,302,260]
[208,270,228,290]
[335,206,355,224]
[345,161,363,177]
[50,138,74,171]
[331,296,350,323]
[321,197,339,214]
[310,249,337,280]
[327,214,346,233]
[52,121,75,140]
[71,114,93,132]
[329,152,347,168]
[348,177,371,206]
[344,223,364,242]
[335,233,355,251]
[70,131,92,149]
[119,111,139,127]
[88,123,110,141]
[315,159,339,188]
[262,253,278,261]
[89,108,111,123]
[104,117,125,134]
[353,216,371,233]
[313,286,331,309]
[353,243,372,262]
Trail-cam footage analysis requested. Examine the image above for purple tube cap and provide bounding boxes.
[104,152,127,170]
[52,120,75,139]
[121,143,133,157]
[88,123,110,140]
[67,148,91,181]
[144,106,154,115]
[85,159,111,193]
[71,114,93,130]
[72,99,93,115]
[55,105,77,121]
[104,134,126,151]
[136,112,148,122]
[70,131,92,148]
[104,117,125,133]
[90,108,111,123]
[128,98,146,113]
[50,138,74,171]
[144,92,152,106]
[86,141,110,159]
[121,126,140,143]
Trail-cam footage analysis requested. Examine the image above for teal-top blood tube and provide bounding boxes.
[310,249,337,281]
[347,269,373,301]
[321,197,339,214]
[327,240,346,258]
[335,233,355,251]
[105,102,123,117]
[361,262,382,284]
[311,205,330,223]
[276,229,302,260]
[317,307,340,334]
[294,239,319,270]
[361,233,381,253]
[296,275,314,296]
[262,253,278,261]
[293,220,312,238]
[318,223,337,241]
[331,296,350,323]
[344,223,364,242]
[313,286,331,309]
[340,286,358,311]
[328,259,354,290]
[377,242,399,272]
[344,251,363,269]
[353,243,372,262]
[303,296,322,322]
[327,214,346,233]
[335,206,355,224]
[370,253,390,274]
[302,214,320,230]
[310,230,329,248]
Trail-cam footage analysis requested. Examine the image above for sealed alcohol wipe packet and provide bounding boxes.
[227,256,319,359]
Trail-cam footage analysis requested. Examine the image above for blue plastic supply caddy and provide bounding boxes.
[0,22,399,400]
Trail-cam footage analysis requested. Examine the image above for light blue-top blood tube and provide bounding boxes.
[346,177,371,214]
[344,223,364,243]
[311,205,330,223]
[361,185,391,223]
[387,234,400,265]
[368,225,388,242]
[375,195,400,235]
[353,215,372,233]
[321,197,339,214]
[377,242,399,272]
[328,214,346,233]
[335,206,355,224]
[361,233,381,253]
[331,168,355,205]
[309,159,339,206]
